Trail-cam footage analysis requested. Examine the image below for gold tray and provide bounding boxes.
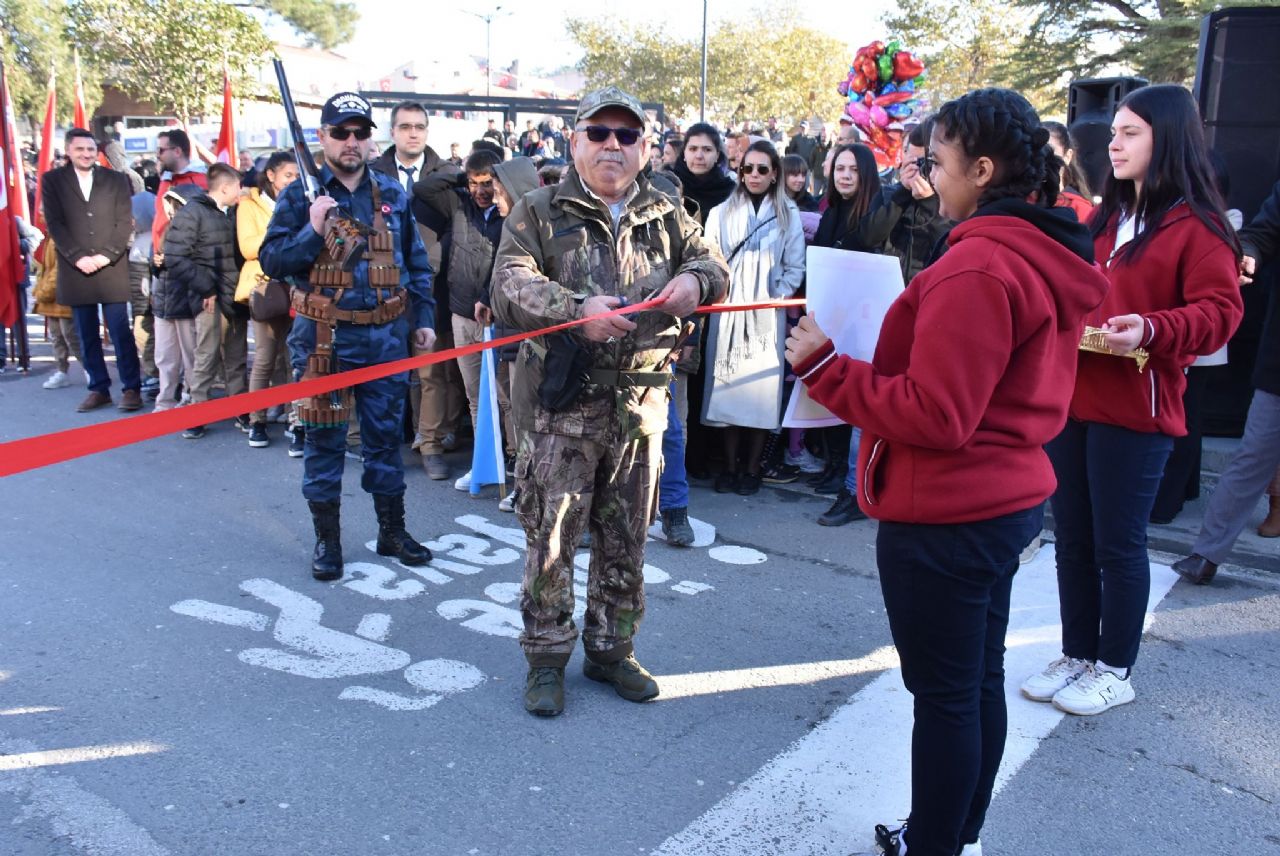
[1079,326,1149,372]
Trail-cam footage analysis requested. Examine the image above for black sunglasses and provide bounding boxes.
[328,126,372,141]
[581,125,643,146]
[740,163,772,176]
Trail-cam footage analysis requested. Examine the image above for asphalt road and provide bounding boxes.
[1,352,1277,856]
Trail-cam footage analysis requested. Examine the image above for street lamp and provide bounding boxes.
[700,0,708,122]
[465,5,511,115]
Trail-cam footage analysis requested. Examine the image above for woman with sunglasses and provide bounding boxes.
[701,141,805,495]
[786,88,1110,856]
[1021,84,1243,717]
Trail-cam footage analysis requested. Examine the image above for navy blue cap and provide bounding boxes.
[321,92,376,128]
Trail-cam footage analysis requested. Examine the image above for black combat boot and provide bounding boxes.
[373,493,432,566]
[307,499,343,581]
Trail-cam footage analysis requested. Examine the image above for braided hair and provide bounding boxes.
[933,88,1062,209]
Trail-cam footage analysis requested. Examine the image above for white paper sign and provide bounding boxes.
[782,247,905,428]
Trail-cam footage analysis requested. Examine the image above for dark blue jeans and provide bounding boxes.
[72,302,141,395]
[659,379,688,511]
[878,505,1042,856]
[1047,419,1173,669]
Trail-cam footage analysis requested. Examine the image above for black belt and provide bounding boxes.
[586,368,668,389]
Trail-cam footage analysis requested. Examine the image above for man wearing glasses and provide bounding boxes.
[260,92,437,582]
[492,86,729,717]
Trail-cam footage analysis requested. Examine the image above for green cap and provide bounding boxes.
[574,86,647,128]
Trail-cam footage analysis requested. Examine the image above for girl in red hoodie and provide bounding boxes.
[786,89,1109,856]
[1021,85,1243,718]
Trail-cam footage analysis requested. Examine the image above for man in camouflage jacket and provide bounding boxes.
[492,86,729,716]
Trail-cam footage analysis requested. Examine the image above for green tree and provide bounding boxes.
[1003,0,1280,94]
[0,0,104,122]
[567,6,850,124]
[881,0,1056,114]
[68,0,274,124]
[236,0,358,50]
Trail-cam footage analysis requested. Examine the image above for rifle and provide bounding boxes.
[272,58,321,203]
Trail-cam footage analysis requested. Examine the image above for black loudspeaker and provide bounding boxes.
[1195,7,1280,436]
[1067,77,1148,196]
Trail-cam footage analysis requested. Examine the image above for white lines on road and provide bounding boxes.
[0,740,169,772]
[656,647,900,702]
[0,706,62,716]
[0,738,170,856]
[653,547,1181,856]
[170,600,270,631]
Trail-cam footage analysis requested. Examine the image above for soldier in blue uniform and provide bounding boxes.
[260,92,437,581]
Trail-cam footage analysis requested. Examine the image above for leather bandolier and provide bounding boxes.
[292,182,407,428]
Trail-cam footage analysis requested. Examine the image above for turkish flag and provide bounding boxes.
[214,66,237,165]
[73,51,87,130]
[0,144,23,329]
[33,70,56,232]
[1,62,29,224]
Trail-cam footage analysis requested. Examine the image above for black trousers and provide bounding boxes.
[877,505,1042,856]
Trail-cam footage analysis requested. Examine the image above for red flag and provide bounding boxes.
[0,61,30,224]
[214,65,237,165]
[73,50,87,130]
[33,68,56,232]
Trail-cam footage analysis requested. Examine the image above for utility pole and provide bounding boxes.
[465,6,511,115]
[700,0,708,122]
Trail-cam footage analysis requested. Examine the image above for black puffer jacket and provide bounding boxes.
[1242,180,1280,395]
[162,192,243,320]
[859,183,954,282]
[416,165,504,318]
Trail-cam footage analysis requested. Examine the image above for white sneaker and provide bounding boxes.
[784,448,825,473]
[499,488,519,513]
[1052,663,1135,716]
[960,840,983,856]
[1021,656,1089,702]
[454,470,472,491]
[42,370,70,389]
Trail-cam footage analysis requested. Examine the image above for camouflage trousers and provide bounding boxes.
[514,429,661,667]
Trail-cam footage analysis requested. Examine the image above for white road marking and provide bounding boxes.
[0,740,169,772]
[670,581,715,595]
[169,600,269,631]
[0,706,62,716]
[707,545,768,565]
[436,599,523,638]
[653,547,1181,855]
[0,737,170,855]
[484,582,522,604]
[354,613,393,642]
[343,563,427,601]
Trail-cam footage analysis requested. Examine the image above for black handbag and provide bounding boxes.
[538,334,593,411]
[249,275,290,322]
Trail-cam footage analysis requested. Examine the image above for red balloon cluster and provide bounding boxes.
[837,39,928,169]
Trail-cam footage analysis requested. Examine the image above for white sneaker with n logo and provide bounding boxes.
[1052,663,1135,715]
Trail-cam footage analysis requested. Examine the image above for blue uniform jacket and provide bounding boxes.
[260,165,435,373]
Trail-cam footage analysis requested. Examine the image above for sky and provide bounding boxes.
[334,0,896,80]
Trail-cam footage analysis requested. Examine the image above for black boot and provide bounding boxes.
[307,499,343,581]
[818,487,866,526]
[373,493,432,566]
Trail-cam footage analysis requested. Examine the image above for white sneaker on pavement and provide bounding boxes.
[1019,533,1041,564]
[499,488,519,513]
[1021,656,1089,702]
[42,370,70,389]
[784,448,825,473]
[454,470,472,492]
[1052,663,1135,715]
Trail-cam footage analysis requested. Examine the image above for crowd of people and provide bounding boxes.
[5,74,1280,856]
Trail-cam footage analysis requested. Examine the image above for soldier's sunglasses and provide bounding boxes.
[327,126,372,141]
[581,125,643,146]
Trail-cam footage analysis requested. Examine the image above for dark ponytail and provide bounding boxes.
[934,88,1061,208]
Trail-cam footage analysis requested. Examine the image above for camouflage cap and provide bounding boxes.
[574,86,647,128]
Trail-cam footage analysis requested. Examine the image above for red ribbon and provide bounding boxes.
[0,298,806,477]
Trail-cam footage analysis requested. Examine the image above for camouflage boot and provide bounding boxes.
[583,654,660,702]
[524,666,565,717]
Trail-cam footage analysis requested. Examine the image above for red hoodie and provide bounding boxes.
[794,209,1109,524]
[1069,205,1242,436]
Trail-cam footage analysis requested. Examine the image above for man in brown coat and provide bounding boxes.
[41,128,141,412]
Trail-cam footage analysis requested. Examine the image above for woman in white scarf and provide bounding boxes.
[702,140,806,495]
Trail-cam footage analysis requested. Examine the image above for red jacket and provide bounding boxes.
[152,169,209,253]
[1069,205,1242,436]
[795,209,1108,524]
[1055,189,1094,224]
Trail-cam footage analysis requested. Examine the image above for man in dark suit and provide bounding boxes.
[42,128,141,412]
